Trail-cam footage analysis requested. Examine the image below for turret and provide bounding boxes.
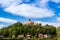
[28,18,31,21]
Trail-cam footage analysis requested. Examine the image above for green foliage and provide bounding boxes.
[0,22,22,38]
[57,26,60,40]
[0,22,57,38]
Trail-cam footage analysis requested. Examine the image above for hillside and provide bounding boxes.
[0,22,57,39]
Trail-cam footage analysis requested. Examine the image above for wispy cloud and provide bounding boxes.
[4,4,54,18]
[36,0,49,7]
[0,0,55,18]
[57,17,60,22]
[0,0,60,27]
[52,0,60,3]
[0,0,22,8]
[0,24,4,29]
[0,17,17,23]
[35,17,60,27]
[35,21,60,27]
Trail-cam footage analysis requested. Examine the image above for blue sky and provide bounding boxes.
[0,0,60,28]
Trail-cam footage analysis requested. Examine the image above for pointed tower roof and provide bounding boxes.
[28,18,31,21]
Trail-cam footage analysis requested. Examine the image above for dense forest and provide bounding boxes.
[0,22,57,39]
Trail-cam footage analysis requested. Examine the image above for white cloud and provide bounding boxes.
[0,0,55,18]
[35,21,60,27]
[1,0,59,27]
[31,0,49,8]
[35,17,60,27]
[0,17,17,24]
[4,4,54,18]
[38,0,49,7]
[57,17,60,22]
[0,24,6,29]
[0,0,60,27]
[52,0,60,3]
[0,25,3,27]
[0,24,8,29]
[0,0,22,7]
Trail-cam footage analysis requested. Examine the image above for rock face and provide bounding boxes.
[22,19,39,25]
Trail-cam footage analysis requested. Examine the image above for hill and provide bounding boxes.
[0,22,57,39]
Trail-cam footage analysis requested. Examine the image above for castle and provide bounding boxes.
[22,19,39,25]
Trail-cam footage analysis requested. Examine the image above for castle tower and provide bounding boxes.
[28,18,31,22]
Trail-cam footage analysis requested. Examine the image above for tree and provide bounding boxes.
[0,22,57,38]
[57,27,60,37]
[43,24,57,35]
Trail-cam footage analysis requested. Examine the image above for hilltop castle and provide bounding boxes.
[22,19,39,25]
